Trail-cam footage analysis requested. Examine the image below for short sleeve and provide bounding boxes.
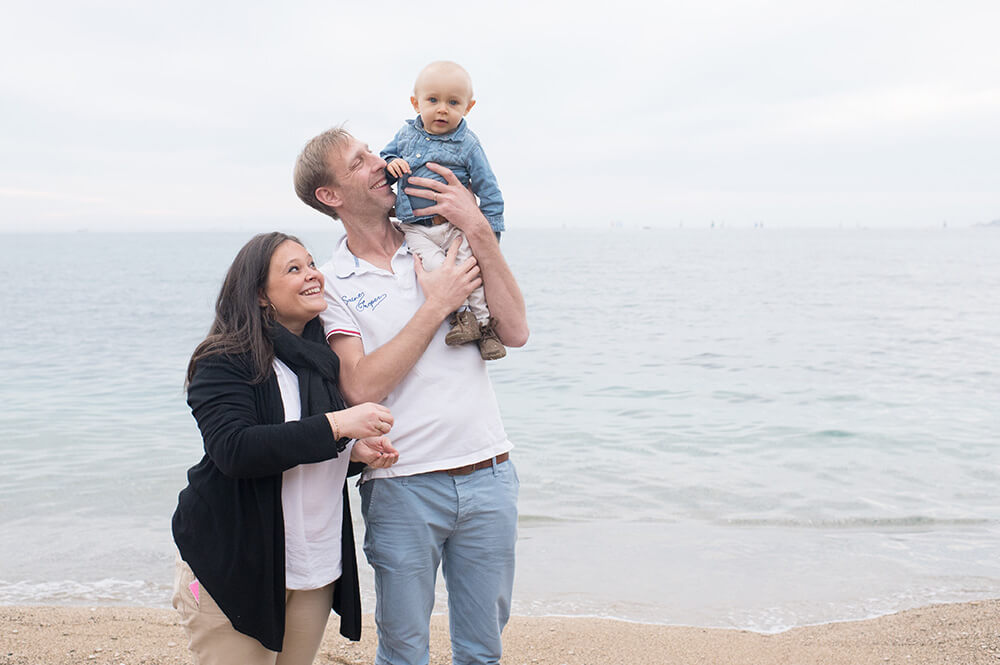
[321,274,362,341]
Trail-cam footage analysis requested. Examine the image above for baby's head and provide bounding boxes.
[410,61,476,136]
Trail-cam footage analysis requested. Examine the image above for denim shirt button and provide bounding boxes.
[416,153,421,158]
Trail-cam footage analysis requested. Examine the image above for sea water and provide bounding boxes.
[1,227,998,632]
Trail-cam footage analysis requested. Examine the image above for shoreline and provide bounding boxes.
[3,600,998,664]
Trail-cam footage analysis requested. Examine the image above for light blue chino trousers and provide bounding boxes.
[359,459,519,665]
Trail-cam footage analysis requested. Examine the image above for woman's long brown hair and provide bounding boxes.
[186,232,302,386]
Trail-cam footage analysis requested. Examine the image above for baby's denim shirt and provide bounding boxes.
[381,117,505,232]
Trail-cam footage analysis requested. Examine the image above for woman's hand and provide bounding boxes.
[350,436,399,468]
[327,403,393,440]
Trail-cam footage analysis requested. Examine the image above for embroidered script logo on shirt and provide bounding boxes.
[342,291,387,312]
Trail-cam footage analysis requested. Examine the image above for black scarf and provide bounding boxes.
[268,317,362,639]
[269,318,350,452]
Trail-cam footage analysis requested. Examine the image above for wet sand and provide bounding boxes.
[2,600,999,664]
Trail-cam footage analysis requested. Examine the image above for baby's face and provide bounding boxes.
[410,69,475,135]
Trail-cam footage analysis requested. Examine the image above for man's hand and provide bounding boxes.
[414,237,481,317]
[406,163,527,348]
[386,158,411,178]
[329,239,484,407]
[350,436,399,468]
[405,163,488,236]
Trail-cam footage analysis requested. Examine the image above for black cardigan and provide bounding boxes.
[171,352,362,651]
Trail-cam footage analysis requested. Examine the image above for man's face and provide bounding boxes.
[410,70,475,136]
[327,138,395,217]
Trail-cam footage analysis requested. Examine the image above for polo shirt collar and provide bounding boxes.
[332,233,411,278]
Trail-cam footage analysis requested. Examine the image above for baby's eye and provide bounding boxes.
[449,100,459,106]
[428,97,438,103]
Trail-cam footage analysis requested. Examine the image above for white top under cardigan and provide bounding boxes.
[273,358,352,590]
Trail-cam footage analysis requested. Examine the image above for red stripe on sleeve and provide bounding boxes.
[326,328,361,339]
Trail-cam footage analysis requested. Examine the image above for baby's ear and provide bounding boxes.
[410,96,420,112]
[465,99,476,115]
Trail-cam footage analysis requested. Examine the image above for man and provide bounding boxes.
[293,127,528,665]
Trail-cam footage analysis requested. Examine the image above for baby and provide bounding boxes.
[382,61,506,361]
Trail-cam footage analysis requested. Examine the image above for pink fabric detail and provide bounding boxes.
[189,580,200,605]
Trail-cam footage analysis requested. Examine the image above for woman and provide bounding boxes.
[171,232,398,665]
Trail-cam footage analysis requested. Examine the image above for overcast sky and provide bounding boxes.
[2,0,998,231]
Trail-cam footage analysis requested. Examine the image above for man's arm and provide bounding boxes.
[406,162,529,347]
[330,240,481,405]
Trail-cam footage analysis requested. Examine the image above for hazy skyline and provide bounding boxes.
[2,0,998,232]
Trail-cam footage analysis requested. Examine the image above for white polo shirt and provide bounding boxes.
[319,234,511,481]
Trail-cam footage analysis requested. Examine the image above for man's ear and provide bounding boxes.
[464,99,476,115]
[410,96,420,113]
[316,186,342,208]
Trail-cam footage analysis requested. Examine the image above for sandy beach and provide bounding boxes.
[2,600,998,664]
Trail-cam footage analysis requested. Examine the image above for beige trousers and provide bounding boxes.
[172,556,334,665]
[402,222,491,324]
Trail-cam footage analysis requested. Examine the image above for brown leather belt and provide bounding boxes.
[439,452,509,476]
[407,215,449,227]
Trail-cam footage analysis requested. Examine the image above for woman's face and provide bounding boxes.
[260,240,326,335]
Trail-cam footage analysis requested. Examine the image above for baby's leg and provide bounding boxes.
[465,280,490,325]
[433,223,503,358]
[402,223,450,271]
[444,226,491,324]
[446,227,504,360]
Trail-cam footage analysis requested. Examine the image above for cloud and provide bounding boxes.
[1,0,999,231]
[0,188,105,204]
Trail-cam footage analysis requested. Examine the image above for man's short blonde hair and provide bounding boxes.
[293,127,352,220]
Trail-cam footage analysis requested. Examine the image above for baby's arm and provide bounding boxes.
[467,144,504,229]
[386,158,411,178]
[381,128,411,179]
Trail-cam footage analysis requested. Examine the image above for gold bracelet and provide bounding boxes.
[330,412,340,440]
